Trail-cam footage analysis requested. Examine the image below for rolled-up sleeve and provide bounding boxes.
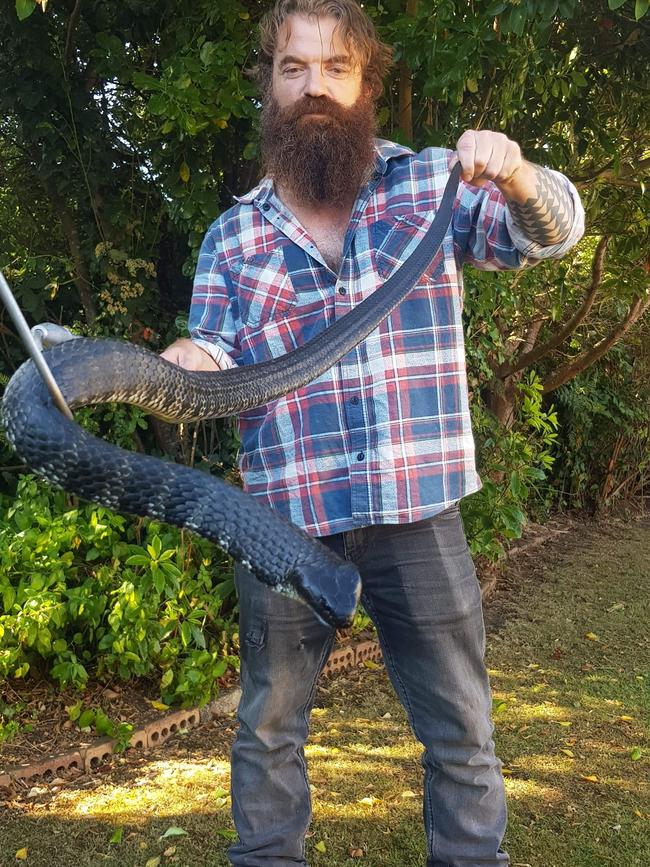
[189,224,241,366]
[453,168,584,271]
[505,168,585,260]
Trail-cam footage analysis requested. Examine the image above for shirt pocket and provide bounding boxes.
[232,248,297,328]
[371,213,446,284]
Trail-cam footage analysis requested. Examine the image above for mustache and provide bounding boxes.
[281,95,352,123]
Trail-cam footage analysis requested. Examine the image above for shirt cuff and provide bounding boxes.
[191,338,237,370]
[505,169,585,260]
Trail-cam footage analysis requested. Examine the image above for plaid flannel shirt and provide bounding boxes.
[190,140,584,537]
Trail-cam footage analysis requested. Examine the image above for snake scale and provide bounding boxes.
[1,164,460,628]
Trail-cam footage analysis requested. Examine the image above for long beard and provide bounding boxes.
[260,93,377,206]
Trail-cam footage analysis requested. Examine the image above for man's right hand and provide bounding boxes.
[160,338,222,371]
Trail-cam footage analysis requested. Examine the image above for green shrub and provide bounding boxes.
[0,476,237,707]
[462,371,559,561]
[551,348,650,510]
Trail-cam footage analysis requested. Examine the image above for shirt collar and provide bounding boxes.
[233,137,415,206]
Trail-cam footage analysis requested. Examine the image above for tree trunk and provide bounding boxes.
[397,0,419,141]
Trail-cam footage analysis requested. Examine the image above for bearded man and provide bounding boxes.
[162,1,584,864]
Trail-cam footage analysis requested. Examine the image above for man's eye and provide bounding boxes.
[283,67,302,76]
[329,66,349,75]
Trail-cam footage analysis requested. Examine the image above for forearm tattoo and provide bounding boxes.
[507,164,574,246]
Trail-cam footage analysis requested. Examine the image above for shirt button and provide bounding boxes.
[338,286,347,295]
[350,396,359,405]
[356,452,365,461]
[262,203,270,211]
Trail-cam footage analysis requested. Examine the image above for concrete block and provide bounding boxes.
[355,640,383,667]
[129,728,147,750]
[144,708,199,748]
[322,645,355,677]
[9,750,83,784]
[83,737,116,772]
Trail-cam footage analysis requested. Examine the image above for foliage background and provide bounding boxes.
[0,0,648,706]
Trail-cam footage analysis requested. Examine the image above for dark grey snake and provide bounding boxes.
[1,165,460,628]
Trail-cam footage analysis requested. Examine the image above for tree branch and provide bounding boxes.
[498,236,610,378]
[64,0,83,68]
[42,175,96,324]
[542,290,650,394]
[397,0,418,141]
[573,156,650,189]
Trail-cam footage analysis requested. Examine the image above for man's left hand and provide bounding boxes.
[451,130,523,188]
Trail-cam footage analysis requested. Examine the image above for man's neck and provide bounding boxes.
[275,183,357,224]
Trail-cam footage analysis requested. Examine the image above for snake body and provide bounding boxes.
[1,165,460,628]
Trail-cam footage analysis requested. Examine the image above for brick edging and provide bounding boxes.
[0,638,383,793]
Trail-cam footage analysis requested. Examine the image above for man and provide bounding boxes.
[162,1,584,864]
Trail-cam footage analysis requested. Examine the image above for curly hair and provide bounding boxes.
[257,0,393,99]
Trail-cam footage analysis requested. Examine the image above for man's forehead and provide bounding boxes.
[275,14,359,62]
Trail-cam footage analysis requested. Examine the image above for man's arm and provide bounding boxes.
[160,337,225,371]
[452,129,577,247]
[162,220,240,371]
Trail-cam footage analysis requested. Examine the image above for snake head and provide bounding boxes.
[287,559,361,629]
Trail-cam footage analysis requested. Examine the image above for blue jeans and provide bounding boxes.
[228,507,509,866]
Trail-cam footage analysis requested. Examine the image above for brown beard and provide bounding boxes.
[260,93,377,207]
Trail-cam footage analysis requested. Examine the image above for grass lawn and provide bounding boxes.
[0,517,648,866]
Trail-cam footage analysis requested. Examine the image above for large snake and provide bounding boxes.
[1,165,460,628]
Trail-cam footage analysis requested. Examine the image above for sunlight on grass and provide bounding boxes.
[503,776,562,802]
[45,757,232,821]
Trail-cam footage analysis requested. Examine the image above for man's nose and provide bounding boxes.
[303,65,328,97]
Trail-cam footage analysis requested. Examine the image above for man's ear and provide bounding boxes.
[362,78,374,100]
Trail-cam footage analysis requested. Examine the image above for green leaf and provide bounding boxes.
[191,626,206,649]
[153,569,166,595]
[148,94,167,116]
[94,709,114,736]
[315,840,327,853]
[607,0,628,9]
[158,826,188,841]
[215,829,238,840]
[200,42,216,65]
[67,700,83,721]
[109,828,123,844]
[635,0,649,18]
[161,561,182,579]
[16,0,36,21]
[78,709,95,729]
[126,554,150,566]
[630,747,642,760]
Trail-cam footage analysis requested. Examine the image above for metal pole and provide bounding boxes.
[0,270,74,420]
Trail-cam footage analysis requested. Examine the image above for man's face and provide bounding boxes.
[261,13,377,207]
[272,14,365,112]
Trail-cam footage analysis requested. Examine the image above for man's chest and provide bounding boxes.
[306,226,345,273]
[292,212,349,274]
